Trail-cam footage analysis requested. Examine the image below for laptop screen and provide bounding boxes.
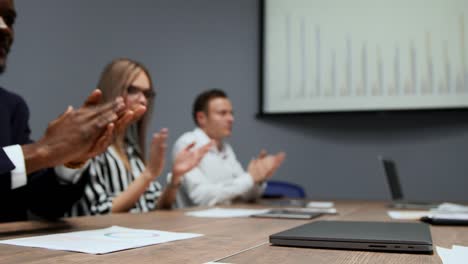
[379,156,404,201]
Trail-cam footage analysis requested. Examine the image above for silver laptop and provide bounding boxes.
[379,156,438,209]
[251,209,323,220]
[270,221,433,253]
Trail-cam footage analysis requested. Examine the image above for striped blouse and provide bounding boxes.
[67,143,161,217]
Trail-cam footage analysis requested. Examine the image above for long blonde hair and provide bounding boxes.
[97,58,155,165]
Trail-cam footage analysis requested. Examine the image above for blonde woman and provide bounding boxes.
[65,58,211,216]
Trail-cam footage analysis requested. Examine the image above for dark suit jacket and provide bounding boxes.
[0,87,87,222]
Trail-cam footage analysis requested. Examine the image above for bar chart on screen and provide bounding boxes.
[263,0,468,113]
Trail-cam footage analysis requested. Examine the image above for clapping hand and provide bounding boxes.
[248,150,286,184]
[27,89,129,172]
[145,128,169,180]
[67,90,146,165]
[171,141,214,185]
[63,89,147,167]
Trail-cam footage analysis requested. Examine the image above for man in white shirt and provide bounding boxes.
[0,0,137,222]
[172,89,285,207]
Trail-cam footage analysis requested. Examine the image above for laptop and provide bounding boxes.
[258,199,307,208]
[251,209,323,220]
[270,221,433,253]
[379,156,439,209]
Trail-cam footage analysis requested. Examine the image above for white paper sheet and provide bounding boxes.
[426,203,468,222]
[306,201,334,208]
[429,213,468,220]
[186,207,270,218]
[433,203,468,214]
[387,210,429,220]
[437,245,468,264]
[0,226,202,254]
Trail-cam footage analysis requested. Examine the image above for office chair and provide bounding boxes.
[262,180,306,199]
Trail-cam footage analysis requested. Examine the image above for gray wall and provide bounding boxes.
[3,0,468,202]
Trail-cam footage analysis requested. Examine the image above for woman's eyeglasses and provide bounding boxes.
[127,85,156,99]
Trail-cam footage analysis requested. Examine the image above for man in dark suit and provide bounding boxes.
[0,0,141,222]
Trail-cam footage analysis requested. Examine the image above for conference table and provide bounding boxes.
[0,201,466,263]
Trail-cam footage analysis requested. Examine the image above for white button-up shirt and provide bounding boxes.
[172,128,265,207]
[3,145,26,189]
[3,145,84,189]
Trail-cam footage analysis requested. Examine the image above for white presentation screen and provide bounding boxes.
[262,0,468,113]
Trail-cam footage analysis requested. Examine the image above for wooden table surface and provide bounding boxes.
[0,201,465,263]
[221,202,468,264]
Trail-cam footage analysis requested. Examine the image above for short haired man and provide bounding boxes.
[0,0,137,222]
[172,89,285,207]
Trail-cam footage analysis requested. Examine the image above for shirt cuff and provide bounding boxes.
[54,160,90,184]
[241,172,255,189]
[3,145,27,189]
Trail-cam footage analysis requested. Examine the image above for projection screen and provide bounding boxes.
[261,0,468,113]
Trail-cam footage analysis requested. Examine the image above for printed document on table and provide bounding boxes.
[306,201,334,208]
[0,226,202,254]
[437,245,468,264]
[387,210,429,220]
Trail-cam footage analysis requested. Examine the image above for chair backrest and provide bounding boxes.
[262,180,306,198]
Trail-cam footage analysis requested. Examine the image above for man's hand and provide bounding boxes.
[23,89,127,174]
[247,158,269,184]
[263,151,286,178]
[79,91,146,163]
[257,149,267,159]
[171,141,213,185]
[113,104,146,139]
[248,151,286,184]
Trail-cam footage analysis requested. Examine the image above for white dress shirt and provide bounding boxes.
[172,128,265,207]
[3,145,26,189]
[2,145,82,189]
